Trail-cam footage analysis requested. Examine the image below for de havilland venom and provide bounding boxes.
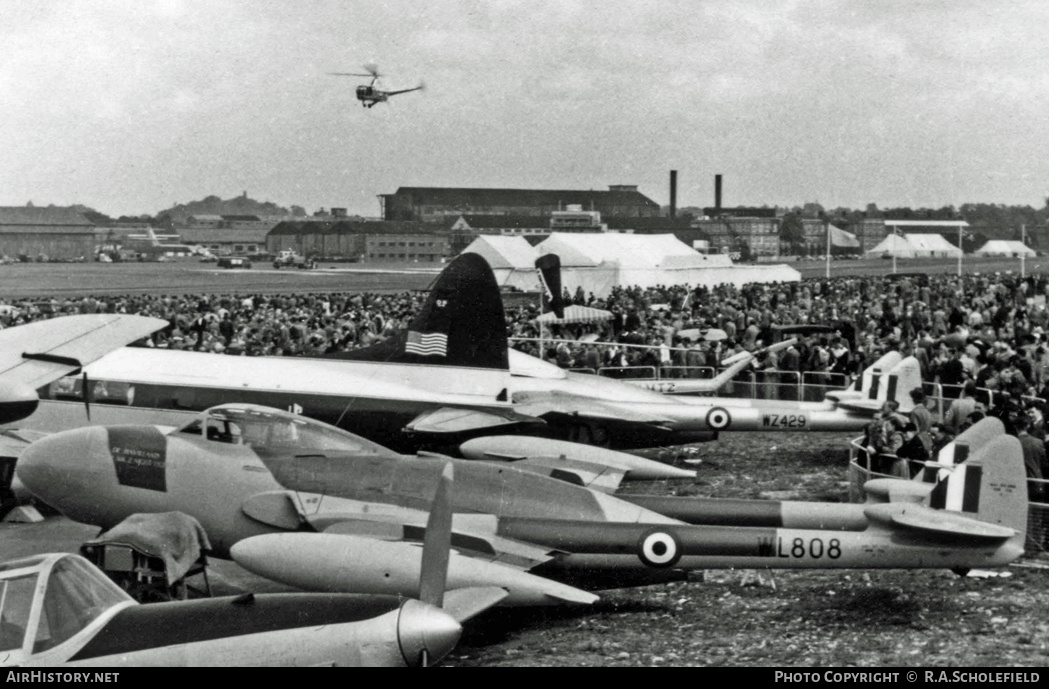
[15,254,923,453]
[16,412,1029,603]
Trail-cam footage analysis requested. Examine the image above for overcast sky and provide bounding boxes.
[2,1,1047,217]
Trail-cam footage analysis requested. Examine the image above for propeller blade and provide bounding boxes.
[418,463,453,609]
[362,61,380,76]
[82,371,91,421]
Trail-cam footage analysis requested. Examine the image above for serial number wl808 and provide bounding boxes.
[762,413,807,428]
[758,536,842,559]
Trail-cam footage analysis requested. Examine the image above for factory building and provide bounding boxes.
[380,185,661,222]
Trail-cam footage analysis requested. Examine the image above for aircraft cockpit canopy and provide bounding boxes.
[0,554,132,661]
[177,404,395,458]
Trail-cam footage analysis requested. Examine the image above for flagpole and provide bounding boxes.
[891,223,897,275]
[957,224,962,277]
[1021,223,1026,278]
[825,219,830,279]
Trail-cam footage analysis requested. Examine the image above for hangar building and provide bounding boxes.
[0,207,96,260]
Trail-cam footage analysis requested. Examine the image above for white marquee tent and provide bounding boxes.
[534,233,800,298]
[460,235,542,292]
[864,233,962,259]
[973,240,1036,257]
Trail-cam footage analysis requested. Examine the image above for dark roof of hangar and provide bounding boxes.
[457,214,551,228]
[0,207,96,228]
[385,187,660,209]
[268,220,438,237]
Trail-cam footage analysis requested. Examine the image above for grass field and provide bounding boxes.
[0,254,1043,302]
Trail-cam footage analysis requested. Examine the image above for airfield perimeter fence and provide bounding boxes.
[518,336,1049,559]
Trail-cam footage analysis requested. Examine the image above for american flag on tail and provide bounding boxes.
[405,330,448,357]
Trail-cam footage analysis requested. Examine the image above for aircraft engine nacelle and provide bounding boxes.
[0,381,39,425]
[231,532,596,607]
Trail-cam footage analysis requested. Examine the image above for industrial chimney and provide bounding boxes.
[669,170,677,219]
[715,174,722,211]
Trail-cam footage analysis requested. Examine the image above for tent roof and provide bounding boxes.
[462,235,537,269]
[537,233,732,269]
[534,304,613,324]
[865,233,962,256]
[974,240,1035,256]
[828,225,859,248]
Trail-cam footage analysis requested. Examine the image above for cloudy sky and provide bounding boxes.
[2,1,1047,217]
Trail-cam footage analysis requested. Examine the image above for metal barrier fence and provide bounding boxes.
[847,436,1049,558]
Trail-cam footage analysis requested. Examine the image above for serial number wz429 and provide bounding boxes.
[761,414,807,428]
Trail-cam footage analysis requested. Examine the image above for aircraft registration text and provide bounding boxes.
[761,413,807,428]
[757,536,841,559]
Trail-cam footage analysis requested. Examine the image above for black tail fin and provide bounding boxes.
[325,253,508,369]
[535,254,565,319]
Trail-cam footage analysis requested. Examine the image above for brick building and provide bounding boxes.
[380,185,661,222]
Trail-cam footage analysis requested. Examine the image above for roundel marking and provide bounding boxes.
[637,529,682,568]
[706,406,731,430]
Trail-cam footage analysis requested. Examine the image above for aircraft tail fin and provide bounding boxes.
[325,253,508,369]
[831,353,923,414]
[925,420,1027,539]
[418,463,454,608]
[534,254,565,319]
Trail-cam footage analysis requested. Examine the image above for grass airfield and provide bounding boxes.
[0,254,1042,301]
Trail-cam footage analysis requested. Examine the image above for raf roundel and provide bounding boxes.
[705,406,731,430]
[637,529,682,568]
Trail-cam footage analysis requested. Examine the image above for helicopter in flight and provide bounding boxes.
[330,63,424,108]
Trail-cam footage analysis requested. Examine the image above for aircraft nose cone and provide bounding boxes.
[396,599,462,667]
[17,427,108,508]
[0,382,39,424]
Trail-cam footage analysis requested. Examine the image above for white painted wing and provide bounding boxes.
[0,314,166,389]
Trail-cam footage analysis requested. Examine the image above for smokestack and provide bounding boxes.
[715,174,723,211]
[669,170,677,219]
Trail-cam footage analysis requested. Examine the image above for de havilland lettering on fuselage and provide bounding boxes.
[16,254,922,453]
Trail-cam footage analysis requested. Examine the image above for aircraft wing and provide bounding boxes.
[241,488,561,570]
[494,455,627,494]
[513,391,675,429]
[405,406,546,435]
[0,314,166,389]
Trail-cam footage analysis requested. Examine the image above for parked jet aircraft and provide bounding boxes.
[17,412,1028,602]
[19,255,920,452]
[0,464,497,667]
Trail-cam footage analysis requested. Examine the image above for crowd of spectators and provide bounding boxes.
[0,292,429,358]
[2,269,1048,518]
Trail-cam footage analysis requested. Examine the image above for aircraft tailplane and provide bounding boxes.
[325,253,508,370]
[926,423,1028,540]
